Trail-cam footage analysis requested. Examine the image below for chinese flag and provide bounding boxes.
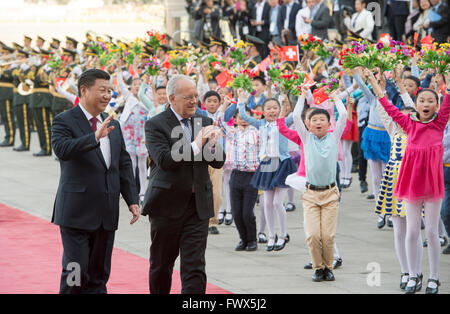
[312,86,328,105]
[216,70,233,88]
[421,35,435,50]
[280,46,299,62]
[378,33,392,44]
[128,65,136,78]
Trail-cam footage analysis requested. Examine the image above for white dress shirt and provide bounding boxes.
[255,0,266,32]
[295,7,312,37]
[79,103,111,169]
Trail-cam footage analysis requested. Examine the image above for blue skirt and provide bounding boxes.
[251,158,297,190]
[361,126,391,163]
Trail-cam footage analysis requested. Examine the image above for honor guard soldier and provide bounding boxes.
[12,49,32,152]
[244,35,264,69]
[36,36,45,50]
[0,45,16,147]
[29,49,53,156]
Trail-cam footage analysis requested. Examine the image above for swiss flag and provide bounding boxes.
[280,46,299,62]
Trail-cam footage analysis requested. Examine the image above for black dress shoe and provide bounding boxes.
[387,216,393,228]
[274,239,286,251]
[377,215,386,229]
[367,194,375,200]
[323,268,335,281]
[304,262,313,269]
[208,226,219,235]
[405,276,421,294]
[225,214,233,225]
[400,273,409,290]
[246,242,257,251]
[33,150,51,157]
[0,140,13,147]
[266,235,277,252]
[443,243,450,254]
[440,236,448,247]
[312,269,325,282]
[333,258,343,269]
[218,213,224,225]
[285,203,296,212]
[425,279,440,294]
[258,232,267,244]
[13,145,29,152]
[360,181,368,193]
[235,241,247,251]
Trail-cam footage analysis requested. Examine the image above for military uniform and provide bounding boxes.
[29,63,53,156]
[12,51,32,151]
[0,58,15,146]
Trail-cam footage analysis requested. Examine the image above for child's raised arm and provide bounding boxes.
[293,86,309,145]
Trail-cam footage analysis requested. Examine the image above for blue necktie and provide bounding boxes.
[181,118,192,141]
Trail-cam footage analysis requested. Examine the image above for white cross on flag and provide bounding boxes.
[281,46,299,62]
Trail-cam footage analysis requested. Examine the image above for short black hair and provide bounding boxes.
[252,75,266,86]
[234,105,252,119]
[309,108,330,121]
[262,98,280,111]
[77,69,110,97]
[405,75,421,89]
[155,85,166,92]
[203,90,221,103]
[415,88,439,103]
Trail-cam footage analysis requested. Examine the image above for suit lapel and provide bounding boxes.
[73,105,107,169]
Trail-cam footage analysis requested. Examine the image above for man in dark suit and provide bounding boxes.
[51,69,140,294]
[384,0,409,41]
[277,0,302,39]
[303,0,332,40]
[250,0,272,58]
[142,74,225,294]
[425,0,449,44]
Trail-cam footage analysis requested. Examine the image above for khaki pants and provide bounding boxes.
[302,186,340,270]
[208,166,223,227]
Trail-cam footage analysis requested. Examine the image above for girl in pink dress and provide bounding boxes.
[368,71,450,295]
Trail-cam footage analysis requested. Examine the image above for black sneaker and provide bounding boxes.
[333,258,342,269]
[208,226,219,235]
[367,194,375,200]
[360,181,368,193]
[443,244,450,254]
[246,242,257,251]
[235,241,247,251]
[312,269,325,282]
[323,268,335,281]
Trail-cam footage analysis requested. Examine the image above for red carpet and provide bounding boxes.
[0,203,231,294]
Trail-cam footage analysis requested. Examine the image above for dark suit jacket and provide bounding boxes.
[141,108,225,220]
[311,2,332,40]
[51,105,138,231]
[430,2,449,43]
[385,0,409,17]
[277,2,302,35]
[250,1,272,40]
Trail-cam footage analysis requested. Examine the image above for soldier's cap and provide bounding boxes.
[30,48,40,55]
[1,45,15,53]
[164,33,173,41]
[37,36,45,43]
[198,41,209,49]
[62,48,77,58]
[24,35,32,42]
[333,38,344,47]
[159,44,171,52]
[0,41,6,48]
[13,42,24,49]
[16,50,30,58]
[39,49,52,56]
[281,62,295,72]
[245,35,265,46]
[66,36,78,47]
[103,34,113,42]
[345,30,376,44]
[52,38,61,44]
[209,36,227,48]
[96,35,105,43]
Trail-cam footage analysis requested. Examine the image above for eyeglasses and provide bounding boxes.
[178,94,199,102]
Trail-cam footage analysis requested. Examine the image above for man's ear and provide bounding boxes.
[169,94,175,104]
[80,85,87,98]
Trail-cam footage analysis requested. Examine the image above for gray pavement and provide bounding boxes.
[0,129,449,294]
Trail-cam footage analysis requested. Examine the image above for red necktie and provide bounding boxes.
[90,117,98,132]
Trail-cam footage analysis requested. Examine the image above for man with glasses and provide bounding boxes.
[142,74,226,294]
